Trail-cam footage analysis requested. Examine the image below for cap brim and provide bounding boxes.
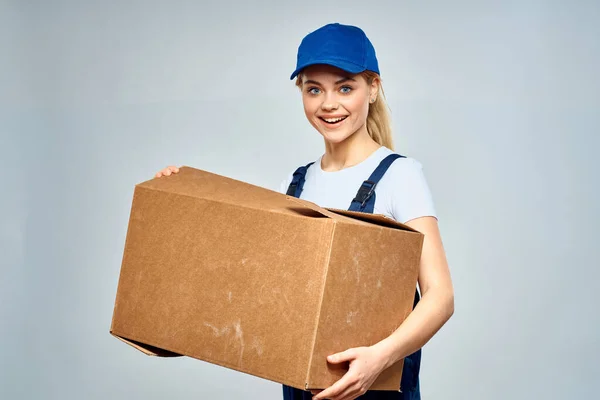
[289,59,366,80]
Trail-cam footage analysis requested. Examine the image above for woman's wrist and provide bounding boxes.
[372,336,403,370]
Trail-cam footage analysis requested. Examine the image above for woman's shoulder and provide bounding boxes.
[393,155,425,172]
[380,152,437,223]
[376,148,427,180]
[382,153,434,196]
[372,146,423,166]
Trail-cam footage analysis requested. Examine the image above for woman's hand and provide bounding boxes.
[311,345,388,400]
[155,165,180,178]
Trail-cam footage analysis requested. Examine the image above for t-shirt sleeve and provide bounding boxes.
[389,158,437,224]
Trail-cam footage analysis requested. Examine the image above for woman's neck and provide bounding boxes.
[321,127,381,172]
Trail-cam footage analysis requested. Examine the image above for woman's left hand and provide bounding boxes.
[311,345,388,400]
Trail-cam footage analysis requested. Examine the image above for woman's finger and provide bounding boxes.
[155,166,179,178]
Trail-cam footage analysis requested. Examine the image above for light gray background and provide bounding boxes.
[2,1,599,399]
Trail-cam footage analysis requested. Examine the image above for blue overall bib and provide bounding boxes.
[282,153,421,400]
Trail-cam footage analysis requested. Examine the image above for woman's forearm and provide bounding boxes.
[374,286,455,370]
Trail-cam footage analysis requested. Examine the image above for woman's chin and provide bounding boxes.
[319,130,353,145]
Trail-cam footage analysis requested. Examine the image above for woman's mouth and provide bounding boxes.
[319,116,348,125]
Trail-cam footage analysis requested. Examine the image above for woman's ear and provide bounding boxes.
[369,77,380,99]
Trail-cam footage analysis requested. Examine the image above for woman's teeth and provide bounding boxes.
[321,116,347,124]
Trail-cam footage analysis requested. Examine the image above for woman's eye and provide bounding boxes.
[308,87,321,95]
[340,86,352,94]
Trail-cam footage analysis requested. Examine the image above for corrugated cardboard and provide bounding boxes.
[110,166,424,391]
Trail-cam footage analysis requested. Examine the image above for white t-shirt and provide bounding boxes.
[278,146,437,224]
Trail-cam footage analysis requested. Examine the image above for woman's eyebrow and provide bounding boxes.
[335,77,356,84]
[303,77,357,86]
[303,79,321,86]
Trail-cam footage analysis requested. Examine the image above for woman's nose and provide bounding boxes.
[321,95,339,111]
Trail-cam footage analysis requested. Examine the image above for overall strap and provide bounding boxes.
[285,162,314,198]
[348,153,405,213]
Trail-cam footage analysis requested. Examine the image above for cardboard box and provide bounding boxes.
[110,166,423,391]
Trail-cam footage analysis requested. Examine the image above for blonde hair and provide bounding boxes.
[295,70,394,150]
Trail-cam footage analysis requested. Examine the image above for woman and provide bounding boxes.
[156,23,454,400]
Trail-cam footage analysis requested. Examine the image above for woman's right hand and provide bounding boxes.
[155,165,180,178]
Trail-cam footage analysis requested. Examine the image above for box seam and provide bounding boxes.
[304,220,336,389]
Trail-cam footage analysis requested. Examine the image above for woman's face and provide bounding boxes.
[300,65,378,145]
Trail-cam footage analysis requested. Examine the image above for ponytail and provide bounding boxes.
[363,71,394,150]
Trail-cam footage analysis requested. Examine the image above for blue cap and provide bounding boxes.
[290,23,380,80]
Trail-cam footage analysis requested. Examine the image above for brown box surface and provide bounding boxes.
[110,166,423,391]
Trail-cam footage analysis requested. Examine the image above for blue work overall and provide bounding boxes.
[282,153,422,400]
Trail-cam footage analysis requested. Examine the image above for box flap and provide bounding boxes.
[111,332,182,357]
[284,199,419,234]
[283,197,339,219]
[325,208,420,233]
